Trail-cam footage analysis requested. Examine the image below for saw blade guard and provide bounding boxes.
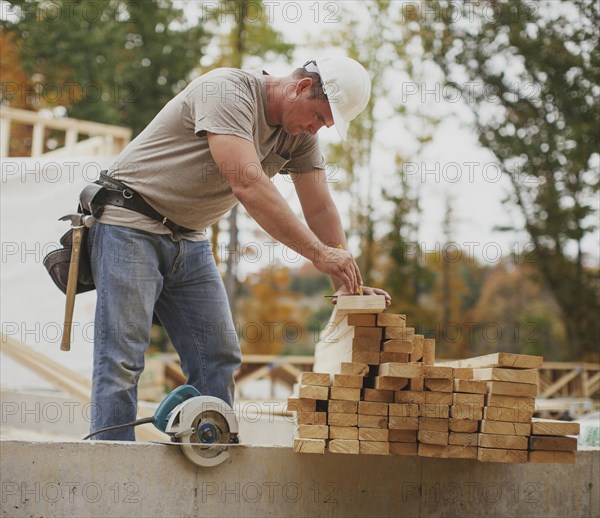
[165,396,239,467]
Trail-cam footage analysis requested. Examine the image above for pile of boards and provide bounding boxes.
[289,296,579,463]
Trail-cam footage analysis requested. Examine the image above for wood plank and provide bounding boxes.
[384,326,411,340]
[529,436,578,451]
[424,379,453,392]
[376,313,406,326]
[354,326,383,339]
[330,387,361,401]
[333,374,365,388]
[395,391,425,404]
[352,338,381,352]
[389,403,420,418]
[297,411,327,425]
[287,398,317,412]
[390,443,418,456]
[420,404,450,419]
[388,416,419,430]
[358,401,389,416]
[452,367,474,379]
[298,385,329,400]
[293,438,325,454]
[328,412,358,427]
[382,340,413,354]
[357,415,388,428]
[472,368,539,385]
[347,314,377,326]
[442,353,543,370]
[453,379,487,394]
[363,388,395,403]
[334,295,386,313]
[341,362,369,376]
[449,419,479,433]
[485,394,535,410]
[423,366,453,379]
[424,392,453,405]
[483,406,533,423]
[299,372,331,386]
[478,434,528,450]
[418,430,449,445]
[327,400,358,413]
[477,448,527,463]
[423,339,436,365]
[479,420,531,436]
[486,380,538,398]
[418,418,449,432]
[410,335,423,362]
[453,393,485,406]
[528,451,576,464]
[541,368,580,398]
[359,428,389,442]
[329,439,360,454]
[531,419,580,436]
[379,362,422,378]
[359,441,390,455]
[409,377,424,391]
[297,424,329,439]
[375,376,409,391]
[450,405,483,420]
[418,443,477,459]
[329,426,358,440]
[388,429,418,442]
[380,352,410,363]
[449,432,479,447]
[351,350,380,365]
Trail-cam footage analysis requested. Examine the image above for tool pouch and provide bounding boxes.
[43,226,95,294]
[42,184,103,294]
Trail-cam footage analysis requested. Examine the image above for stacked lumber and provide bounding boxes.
[289,296,580,463]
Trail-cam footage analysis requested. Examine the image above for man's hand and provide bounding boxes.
[331,285,392,307]
[312,244,362,295]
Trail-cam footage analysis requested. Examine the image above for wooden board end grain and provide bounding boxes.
[329,439,360,454]
[293,438,326,454]
[528,451,577,464]
[477,448,528,463]
[359,441,390,455]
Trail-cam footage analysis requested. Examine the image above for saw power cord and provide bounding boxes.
[83,417,155,440]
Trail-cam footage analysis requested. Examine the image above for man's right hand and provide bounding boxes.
[311,244,363,295]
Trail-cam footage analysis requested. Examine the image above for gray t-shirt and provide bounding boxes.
[100,68,326,241]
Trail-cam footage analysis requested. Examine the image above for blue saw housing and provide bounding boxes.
[153,384,201,433]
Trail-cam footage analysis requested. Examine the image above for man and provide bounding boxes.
[87,56,391,440]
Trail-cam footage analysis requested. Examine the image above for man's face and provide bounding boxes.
[281,78,334,136]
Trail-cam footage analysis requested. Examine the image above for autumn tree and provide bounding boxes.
[3,0,209,135]
[419,0,599,359]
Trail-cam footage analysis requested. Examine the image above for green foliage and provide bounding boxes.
[4,0,209,135]
[419,0,599,358]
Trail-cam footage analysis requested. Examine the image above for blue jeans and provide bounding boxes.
[87,222,241,440]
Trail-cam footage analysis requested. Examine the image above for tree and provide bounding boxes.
[3,0,209,135]
[419,0,599,358]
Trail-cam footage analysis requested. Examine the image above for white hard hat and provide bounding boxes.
[304,56,372,140]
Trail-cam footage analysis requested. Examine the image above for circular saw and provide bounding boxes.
[160,389,239,467]
[84,385,239,468]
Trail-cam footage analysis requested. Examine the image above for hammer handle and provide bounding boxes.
[61,226,84,351]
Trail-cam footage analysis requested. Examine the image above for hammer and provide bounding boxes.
[59,214,94,351]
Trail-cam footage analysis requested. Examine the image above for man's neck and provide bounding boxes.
[264,75,289,126]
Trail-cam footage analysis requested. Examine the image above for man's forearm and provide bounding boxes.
[233,175,325,262]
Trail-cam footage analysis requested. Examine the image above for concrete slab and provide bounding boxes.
[0,440,597,518]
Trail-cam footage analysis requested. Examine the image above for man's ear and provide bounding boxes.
[296,77,314,96]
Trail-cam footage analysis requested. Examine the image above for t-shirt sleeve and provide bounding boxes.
[280,134,326,174]
[184,73,256,143]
